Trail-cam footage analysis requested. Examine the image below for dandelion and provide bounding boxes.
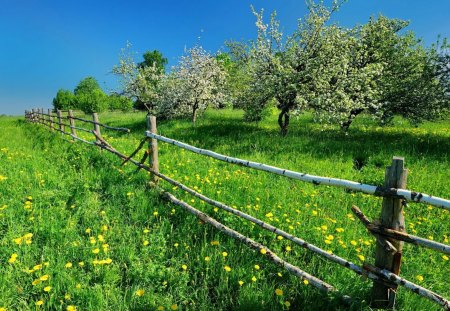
[303,279,309,285]
[416,275,424,282]
[8,253,18,264]
[92,248,100,254]
[157,307,165,311]
[224,265,231,272]
[260,248,267,255]
[238,280,244,286]
[98,235,104,242]
[143,240,149,246]
[85,228,91,234]
[64,293,71,300]
[43,286,51,292]
[210,240,220,246]
[350,240,357,246]
[320,225,327,231]
[277,235,283,241]
[39,275,49,281]
[275,288,283,296]
[284,301,291,308]
[174,243,179,247]
[265,212,274,218]
[153,211,158,216]
[36,300,44,306]
[357,255,365,261]
[67,306,77,311]
[254,265,260,270]
[442,255,449,261]
[143,229,150,233]
[285,246,292,252]
[76,283,81,289]
[78,262,85,267]
[277,272,282,277]
[32,279,40,286]
[170,304,178,310]
[222,252,228,257]
[181,264,187,271]
[204,256,210,261]
[135,289,145,297]
[65,262,73,268]
[251,276,257,282]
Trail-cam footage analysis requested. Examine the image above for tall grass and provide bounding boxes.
[0,110,448,310]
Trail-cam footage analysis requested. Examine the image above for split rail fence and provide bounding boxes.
[25,108,450,310]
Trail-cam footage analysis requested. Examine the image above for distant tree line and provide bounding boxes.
[52,76,133,113]
[53,1,449,133]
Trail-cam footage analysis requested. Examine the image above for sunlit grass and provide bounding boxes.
[0,110,448,310]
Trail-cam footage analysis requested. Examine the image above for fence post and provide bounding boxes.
[48,109,54,132]
[92,112,102,143]
[68,110,77,140]
[371,156,408,309]
[57,110,64,133]
[146,115,159,184]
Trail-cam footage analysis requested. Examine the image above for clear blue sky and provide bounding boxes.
[1,0,449,115]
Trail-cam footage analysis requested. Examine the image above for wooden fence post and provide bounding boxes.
[146,115,159,184]
[68,110,77,140]
[92,113,102,143]
[57,110,64,133]
[48,109,54,132]
[371,156,408,309]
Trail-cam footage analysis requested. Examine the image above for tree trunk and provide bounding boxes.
[341,108,364,131]
[192,106,198,125]
[278,107,290,136]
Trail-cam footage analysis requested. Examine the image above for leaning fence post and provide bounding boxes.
[57,110,64,133]
[371,156,408,309]
[68,110,77,140]
[48,109,54,132]
[92,112,102,143]
[146,115,159,184]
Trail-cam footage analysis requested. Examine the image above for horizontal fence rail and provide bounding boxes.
[145,131,450,211]
[25,110,450,310]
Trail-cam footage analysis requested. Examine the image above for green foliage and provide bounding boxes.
[138,50,168,73]
[107,95,133,112]
[75,89,109,113]
[74,77,101,96]
[52,89,76,110]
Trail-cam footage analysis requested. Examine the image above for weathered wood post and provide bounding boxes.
[57,110,64,133]
[31,109,36,122]
[92,113,102,143]
[371,156,408,309]
[146,115,159,184]
[48,109,54,132]
[68,110,77,140]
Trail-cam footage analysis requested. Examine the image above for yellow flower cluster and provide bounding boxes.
[13,233,33,245]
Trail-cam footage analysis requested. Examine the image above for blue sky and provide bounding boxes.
[0,0,449,115]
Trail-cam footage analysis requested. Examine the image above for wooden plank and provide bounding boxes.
[371,157,408,309]
[92,113,102,142]
[145,132,450,211]
[146,115,159,184]
[68,110,77,139]
[57,110,64,132]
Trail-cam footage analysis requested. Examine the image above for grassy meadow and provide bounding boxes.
[0,109,449,310]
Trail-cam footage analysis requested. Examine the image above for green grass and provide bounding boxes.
[0,109,448,310]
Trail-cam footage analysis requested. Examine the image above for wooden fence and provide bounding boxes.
[25,109,450,310]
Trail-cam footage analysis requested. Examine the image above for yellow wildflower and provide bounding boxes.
[238,280,244,286]
[181,264,187,271]
[260,248,267,255]
[36,300,44,306]
[65,262,73,268]
[135,289,145,297]
[275,288,283,296]
[416,275,424,282]
[222,252,228,257]
[67,306,77,311]
[204,256,210,261]
[254,265,260,270]
[8,253,18,264]
[303,279,309,285]
[224,265,231,272]
[39,275,49,281]
[170,305,178,310]
[43,286,51,292]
